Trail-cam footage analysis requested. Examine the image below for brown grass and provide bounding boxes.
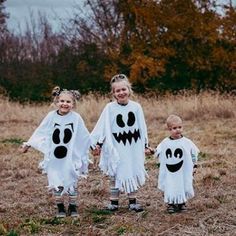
[0,92,236,236]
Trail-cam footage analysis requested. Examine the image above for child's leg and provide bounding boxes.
[68,186,79,217]
[107,176,119,211]
[54,186,66,218]
[128,192,143,212]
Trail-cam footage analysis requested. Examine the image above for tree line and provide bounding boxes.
[0,0,235,101]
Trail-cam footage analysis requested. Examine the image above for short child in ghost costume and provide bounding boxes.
[91,74,150,212]
[21,87,91,217]
[26,110,90,190]
[155,115,199,213]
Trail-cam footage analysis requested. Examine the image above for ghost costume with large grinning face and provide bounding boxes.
[91,101,148,193]
[155,137,199,204]
[25,110,91,193]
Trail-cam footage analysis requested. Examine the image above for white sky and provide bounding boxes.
[4,0,84,33]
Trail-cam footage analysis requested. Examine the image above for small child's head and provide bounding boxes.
[51,86,80,115]
[110,74,133,104]
[166,114,183,139]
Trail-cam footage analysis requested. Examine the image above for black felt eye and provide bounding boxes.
[63,128,72,144]
[52,128,60,144]
[174,148,183,159]
[116,114,125,128]
[127,112,135,126]
[166,148,172,158]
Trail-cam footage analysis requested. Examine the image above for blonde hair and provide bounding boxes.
[166,114,182,128]
[51,86,80,107]
[110,74,133,95]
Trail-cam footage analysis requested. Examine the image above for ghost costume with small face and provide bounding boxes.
[25,110,91,193]
[91,101,148,193]
[155,137,199,204]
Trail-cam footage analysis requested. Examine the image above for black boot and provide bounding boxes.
[178,203,187,212]
[56,203,66,218]
[107,200,119,211]
[129,198,143,212]
[68,204,79,217]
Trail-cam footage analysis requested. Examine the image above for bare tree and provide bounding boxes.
[62,1,123,55]
[0,0,8,34]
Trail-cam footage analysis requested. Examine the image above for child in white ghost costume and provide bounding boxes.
[155,114,199,213]
[91,74,152,212]
[20,87,91,218]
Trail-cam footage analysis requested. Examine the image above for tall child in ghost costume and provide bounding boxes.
[91,74,152,212]
[155,114,199,214]
[19,87,91,218]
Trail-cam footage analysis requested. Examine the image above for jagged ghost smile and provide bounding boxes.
[113,129,140,145]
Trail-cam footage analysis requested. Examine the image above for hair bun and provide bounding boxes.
[70,90,81,101]
[52,86,61,97]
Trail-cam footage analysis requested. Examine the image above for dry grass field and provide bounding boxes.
[0,92,235,236]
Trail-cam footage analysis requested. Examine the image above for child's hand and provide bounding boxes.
[193,164,197,175]
[19,143,30,153]
[145,147,155,156]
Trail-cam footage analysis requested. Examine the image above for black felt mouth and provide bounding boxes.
[113,129,140,145]
[166,160,183,172]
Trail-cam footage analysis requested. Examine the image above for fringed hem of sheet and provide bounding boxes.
[116,174,146,194]
[164,192,194,204]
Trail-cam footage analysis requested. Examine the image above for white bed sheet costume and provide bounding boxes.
[25,110,91,193]
[155,137,199,204]
[91,101,148,193]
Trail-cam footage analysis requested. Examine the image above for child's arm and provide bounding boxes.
[90,105,107,152]
[191,152,198,165]
[22,111,53,154]
[190,143,199,175]
[154,142,162,159]
[18,112,53,154]
[192,153,198,175]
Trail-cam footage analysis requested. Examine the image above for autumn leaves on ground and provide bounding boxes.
[0,92,235,236]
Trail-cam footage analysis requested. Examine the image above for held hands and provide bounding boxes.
[145,146,155,156]
[89,145,101,170]
[91,145,101,157]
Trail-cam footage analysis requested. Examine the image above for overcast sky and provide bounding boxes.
[4,0,84,33]
[4,0,236,33]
